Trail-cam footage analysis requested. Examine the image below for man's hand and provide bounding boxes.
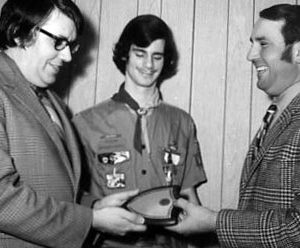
[166,198,218,235]
[92,206,146,236]
[93,189,139,209]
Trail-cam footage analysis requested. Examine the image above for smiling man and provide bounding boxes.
[248,17,300,98]
[73,14,207,248]
[167,4,300,248]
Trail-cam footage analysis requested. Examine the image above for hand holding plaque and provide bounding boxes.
[123,185,181,226]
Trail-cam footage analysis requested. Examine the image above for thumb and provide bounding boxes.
[124,189,140,197]
[118,189,140,201]
[173,198,189,209]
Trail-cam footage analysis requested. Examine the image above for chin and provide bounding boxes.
[41,79,56,88]
[257,79,267,90]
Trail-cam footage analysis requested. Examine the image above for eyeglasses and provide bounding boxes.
[37,28,80,54]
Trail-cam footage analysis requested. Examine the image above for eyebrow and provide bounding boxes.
[131,47,164,56]
[56,34,75,43]
[38,28,74,43]
[131,47,146,52]
[250,36,267,43]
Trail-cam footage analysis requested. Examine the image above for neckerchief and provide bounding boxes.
[112,83,160,154]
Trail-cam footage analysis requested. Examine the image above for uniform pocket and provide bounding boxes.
[95,134,131,190]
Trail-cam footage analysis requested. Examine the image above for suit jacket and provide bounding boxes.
[0,52,92,248]
[216,93,300,247]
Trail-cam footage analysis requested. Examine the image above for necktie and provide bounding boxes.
[35,88,65,139]
[256,104,277,149]
[32,86,71,165]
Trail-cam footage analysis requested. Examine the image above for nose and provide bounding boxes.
[144,55,154,69]
[247,44,259,62]
[59,46,72,62]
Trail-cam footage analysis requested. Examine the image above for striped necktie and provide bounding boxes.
[256,104,277,149]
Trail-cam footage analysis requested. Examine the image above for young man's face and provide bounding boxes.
[125,39,165,89]
[247,18,300,97]
[19,8,77,88]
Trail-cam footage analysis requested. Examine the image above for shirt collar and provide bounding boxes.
[272,82,300,123]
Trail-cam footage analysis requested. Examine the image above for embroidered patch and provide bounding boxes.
[98,151,130,165]
[106,168,126,188]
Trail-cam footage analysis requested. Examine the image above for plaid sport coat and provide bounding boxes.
[0,52,92,248]
[216,93,300,248]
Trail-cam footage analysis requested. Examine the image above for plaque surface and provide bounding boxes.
[124,185,181,225]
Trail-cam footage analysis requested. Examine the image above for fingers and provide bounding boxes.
[120,210,146,233]
[120,208,145,225]
[128,222,147,232]
[92,207,146,235]
[94,189,140,209]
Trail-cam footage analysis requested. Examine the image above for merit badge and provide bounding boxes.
[163,145,181,185]
[98,151,130,165]
[163,146,180,166]
[106,168,126,188]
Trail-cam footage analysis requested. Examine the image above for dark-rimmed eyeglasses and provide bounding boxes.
[37,28,80,54]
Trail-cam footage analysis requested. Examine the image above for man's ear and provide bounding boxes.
[14,29,37,48]
[293,42,300,64]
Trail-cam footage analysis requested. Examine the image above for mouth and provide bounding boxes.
[139,70,155,78]
[140,68,154,74]
[256,66,268,79]
[50,63,62,73]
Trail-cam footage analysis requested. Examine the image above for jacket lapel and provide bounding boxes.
[48,91,81,192]
[0,52,77,190]
[241,98,296,189]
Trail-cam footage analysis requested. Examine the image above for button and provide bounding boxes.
[141,169,147,175]
[141,144,146,149]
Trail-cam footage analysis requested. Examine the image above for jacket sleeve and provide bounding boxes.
[0,96,93,248]
[216,207,300,248]
[216,125,300,248]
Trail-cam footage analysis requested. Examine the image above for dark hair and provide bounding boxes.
[260,4,300,46]
[113,14,178,84]
[0,0,84,49]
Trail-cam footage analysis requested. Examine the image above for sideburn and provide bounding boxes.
[281,44,293,62]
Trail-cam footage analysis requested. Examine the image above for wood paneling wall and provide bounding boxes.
[66,0,297,211]
[0,0,298,246]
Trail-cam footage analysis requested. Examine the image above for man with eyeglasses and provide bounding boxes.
[0,0,146,247]
[36,27,80,54]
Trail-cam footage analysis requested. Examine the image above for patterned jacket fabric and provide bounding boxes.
[216,93,300,247]
[0,52,92,247]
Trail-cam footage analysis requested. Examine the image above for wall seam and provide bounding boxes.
[220,0,231,210]
[93,0,103,105]
[188,0,196,114]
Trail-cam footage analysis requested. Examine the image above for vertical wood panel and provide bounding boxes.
[68,0,101,113]
[95,0,138,104]
[222,0,253,208]
[192,0,228,211]
[160,0,194,112]
[138,0,161,16]
[0,1,298,246]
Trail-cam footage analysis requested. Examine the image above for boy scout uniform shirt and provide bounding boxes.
[73,99,206,247]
